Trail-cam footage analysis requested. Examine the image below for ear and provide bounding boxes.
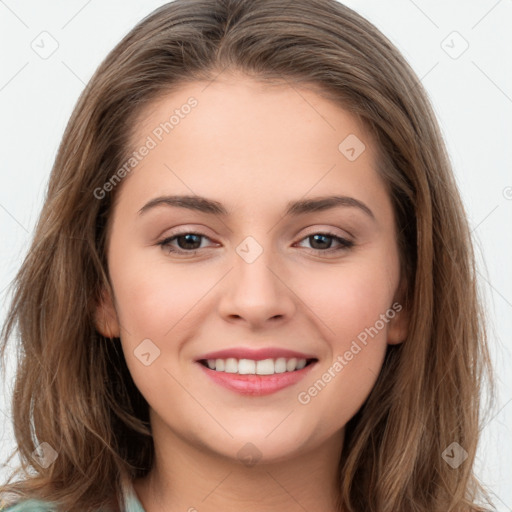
[94,287,120,339]
[386,301,409,345]
[387,278,409,345]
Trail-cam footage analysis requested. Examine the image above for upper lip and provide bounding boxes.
[196,347,318,362]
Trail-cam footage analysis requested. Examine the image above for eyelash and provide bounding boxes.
[156,230,354,256]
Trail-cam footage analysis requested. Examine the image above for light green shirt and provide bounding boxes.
[1,478,146,512]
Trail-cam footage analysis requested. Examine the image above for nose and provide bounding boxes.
[217,243,296,328]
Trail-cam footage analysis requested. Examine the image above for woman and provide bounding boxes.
[0,0,494,510]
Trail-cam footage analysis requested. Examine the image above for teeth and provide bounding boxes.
[225,357,238,373]
[256,359,274,375]
[238,359,256,374]
[274,357,287,373]
[203,357,310,375]
[286,358,297,371]
[296,359,306,370]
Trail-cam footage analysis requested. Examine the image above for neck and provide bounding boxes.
[133,417,344,512]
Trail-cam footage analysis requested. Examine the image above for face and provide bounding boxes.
[96,73,407,464]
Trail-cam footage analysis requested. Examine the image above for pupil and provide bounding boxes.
[176,234,332,251]
[179,234,201,250]
[311,234,331,249]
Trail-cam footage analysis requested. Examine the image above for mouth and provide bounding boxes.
[198,357,317,375]
[196,356,318,396]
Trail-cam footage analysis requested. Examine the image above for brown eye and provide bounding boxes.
[297,232,354,254]
[157,232,213,255]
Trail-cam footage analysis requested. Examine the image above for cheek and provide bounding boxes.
[295,296,391,437]
[107,253,203,407]
[108,246,213,338]
[336,278,394,344]
[293,255,399,429]
[296,258,399,348]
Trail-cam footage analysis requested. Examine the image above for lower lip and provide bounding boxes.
[196,361,317,396]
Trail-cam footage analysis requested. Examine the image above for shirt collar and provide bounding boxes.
[120,476,146,512]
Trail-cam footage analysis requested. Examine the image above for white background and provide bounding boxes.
[0,0,511,510]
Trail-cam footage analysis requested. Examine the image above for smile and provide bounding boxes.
[196,357,318,396]
[200,357,315,375]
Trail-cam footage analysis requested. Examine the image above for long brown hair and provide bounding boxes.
[0,1,495,510]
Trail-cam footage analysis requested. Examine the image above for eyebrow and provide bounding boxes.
[138,194,375,219]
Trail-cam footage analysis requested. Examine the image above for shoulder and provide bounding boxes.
[1,498,116,512]
[1,476,143,512]
[1,499,58,512]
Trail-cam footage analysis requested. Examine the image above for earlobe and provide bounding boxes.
[387,276,409,345]
[94,288,120,339]
[386,299,409,345]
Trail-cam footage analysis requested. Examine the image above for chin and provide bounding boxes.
[200,427,314,466]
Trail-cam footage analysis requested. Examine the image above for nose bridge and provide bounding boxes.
[217,233,295,324]
[234,233,281,300]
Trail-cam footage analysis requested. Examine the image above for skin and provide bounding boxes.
[95,72,408,512]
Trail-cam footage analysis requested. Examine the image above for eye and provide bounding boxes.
[156,230,354,257]
[157,231,215,255]
[296,232,354,254]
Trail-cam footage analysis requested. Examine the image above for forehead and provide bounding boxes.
[131,75,370,155]
[115,75,392,223]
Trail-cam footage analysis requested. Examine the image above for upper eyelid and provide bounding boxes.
[161,222,353,237]
[159,229,353,247]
